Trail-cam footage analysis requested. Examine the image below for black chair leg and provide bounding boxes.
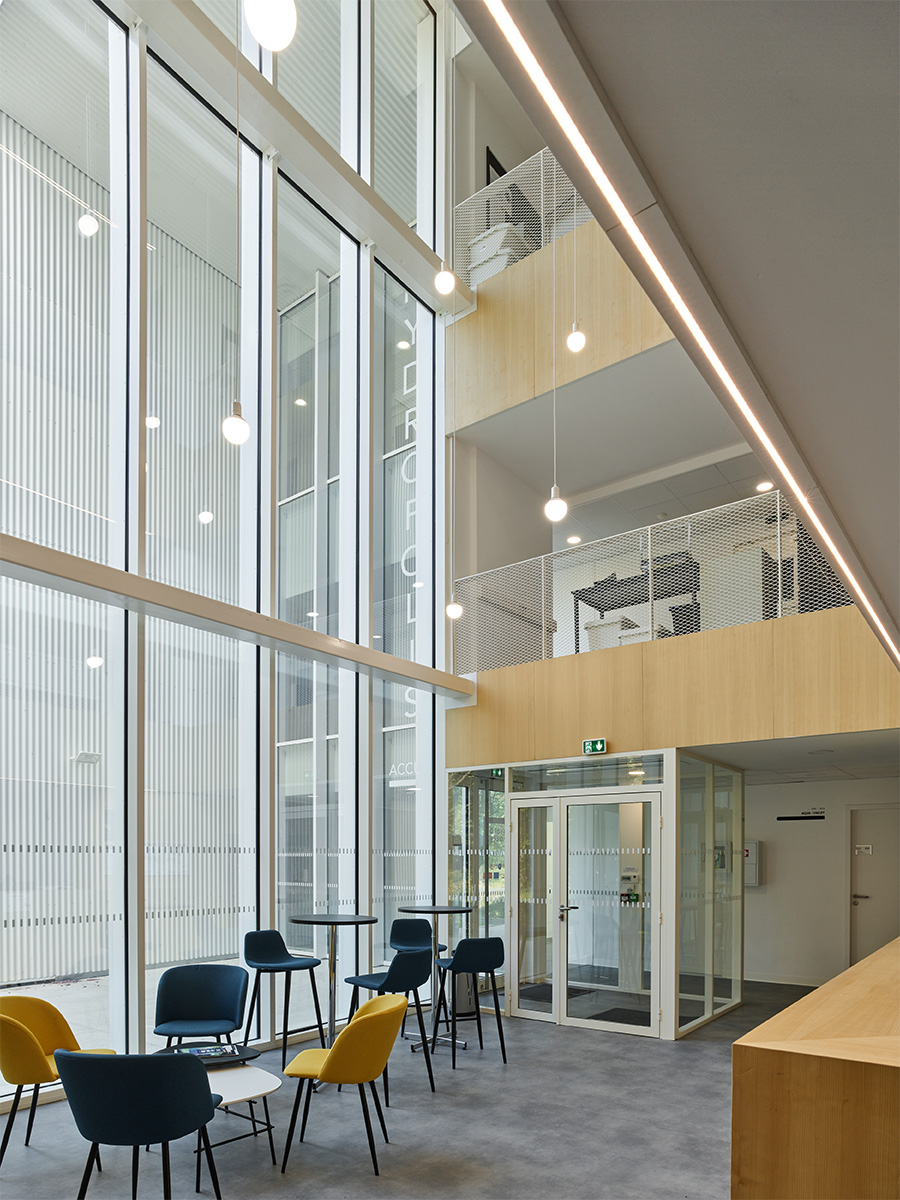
[195,1130,202,1194]
[451,977,458,1069]
[77,1142,99,1200]
[430,971,447,1053]
[369,1080,389,1143]
[299,1077,314,1143]
[0,1084,22,1166]
[133,1145,140,1200]
[282,971,292,1071]
[200,1124,221,1200]
[309,967,326,1048]
[490,970,507,1063]
[348,984,359,1021]
[382,1062,389,1107]
[413,990,435,1092]
[357,1084,379,1176]
[400,990,410,1040]
[161,1141,172,1200]
[244,970,261,1046]
[24,1082,40,1146]
[281,1081,304,1173]
[473,973,485,1049]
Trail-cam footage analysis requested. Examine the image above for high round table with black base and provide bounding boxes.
[290,913,377,1047]
[397,904,473,1053]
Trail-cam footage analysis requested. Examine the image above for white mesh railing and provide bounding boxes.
[453,148,592,289]
[452,492,853,674]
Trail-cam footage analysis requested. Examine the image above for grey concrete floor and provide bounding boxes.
[0,982,810,1200]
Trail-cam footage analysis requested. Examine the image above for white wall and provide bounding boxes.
[744,776,899,986]
[453,440,550,578]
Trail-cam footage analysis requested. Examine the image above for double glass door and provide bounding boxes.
[511,792,660,1036]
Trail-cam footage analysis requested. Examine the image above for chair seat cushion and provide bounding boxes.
[245,954,321,973]
[210,1093,223,1107]
[154,1020,237,1036]
[392,941,446,953]
[284,1047,329,1080]
[435,957,454,971]
[344,971,388,991]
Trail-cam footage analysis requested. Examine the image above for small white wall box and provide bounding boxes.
[744,841,760,887]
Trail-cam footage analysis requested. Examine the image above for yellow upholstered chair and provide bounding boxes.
[0,997,113,1166]
[281,993,407,1177]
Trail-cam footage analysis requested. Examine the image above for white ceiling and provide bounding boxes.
[457,338,754,526]
[454,0,900,654]
[687,729,900,786]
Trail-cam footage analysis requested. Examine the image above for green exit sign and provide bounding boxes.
[582,738,607,755]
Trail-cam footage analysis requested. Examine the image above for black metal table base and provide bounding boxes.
[196,1096,276,1173]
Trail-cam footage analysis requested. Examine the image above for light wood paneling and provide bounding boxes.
[445,662,535,768]
[731,940,900,1200]
[774,605,900,737]
[445,608,898,770]
[642,622,775,748]
[447,221,672,432]
[532,645,645,760]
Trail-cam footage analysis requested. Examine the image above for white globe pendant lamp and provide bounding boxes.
[435,263,456,295]
[567,322,586,353]
[245,0,297,52]
[222,400,250,445]
[446,596,463,620]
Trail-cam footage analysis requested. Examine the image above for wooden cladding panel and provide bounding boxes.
[641,622,775,748]
[447,221,672,432]
[532,645,645,761]
[445,606,897,769]
[774,606,900,737]
[444,662,535,769]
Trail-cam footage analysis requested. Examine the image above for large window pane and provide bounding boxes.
[275,656,356,1035]
[146,59,259,605]
[277,175,351,635]
[374,265,434,664]
[0,579,124,1055]
[144,620,256,1048]
[276,0,346,159]
[373,0,434,237]
[0,0,126,564]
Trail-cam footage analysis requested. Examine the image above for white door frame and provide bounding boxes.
[508,788,662,1038]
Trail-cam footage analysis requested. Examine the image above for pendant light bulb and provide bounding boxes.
[446,597,463,621]
[78,212,100,238]
[222,400,250,445]
[245,0,297,52]
[544,484,567,522]
[566,323,586,353]
[435,264,456,296]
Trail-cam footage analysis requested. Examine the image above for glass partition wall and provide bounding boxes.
[448,750,743,1038]
[0,0,442,1074]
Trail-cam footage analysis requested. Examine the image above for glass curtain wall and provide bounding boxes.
[0,0,442,1070]
[373,0,435,241]
[371,265,436,965]
[677,754,743,1031]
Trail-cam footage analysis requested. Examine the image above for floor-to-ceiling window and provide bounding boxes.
[0,0,444,1070]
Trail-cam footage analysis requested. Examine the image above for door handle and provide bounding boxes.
[852,894,869,899]
[558,905,579,917]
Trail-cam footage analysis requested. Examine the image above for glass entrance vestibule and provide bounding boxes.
[447,751,743,1039]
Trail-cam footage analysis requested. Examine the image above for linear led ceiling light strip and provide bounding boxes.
[482,0,899,667]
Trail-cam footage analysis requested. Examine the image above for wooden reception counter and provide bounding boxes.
[731,938,899,1200]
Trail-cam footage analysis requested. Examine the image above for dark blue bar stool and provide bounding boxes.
[431,937,507,1069]
[243,930,326,1070]
[389,918,446,954]
[344,948,435,1096]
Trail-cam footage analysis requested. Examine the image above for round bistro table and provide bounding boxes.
[289,913,377,1047]
[397,904,473,1052]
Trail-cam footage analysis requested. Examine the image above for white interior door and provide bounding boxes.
[850,806,900,964]
[510,792,661,1037]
